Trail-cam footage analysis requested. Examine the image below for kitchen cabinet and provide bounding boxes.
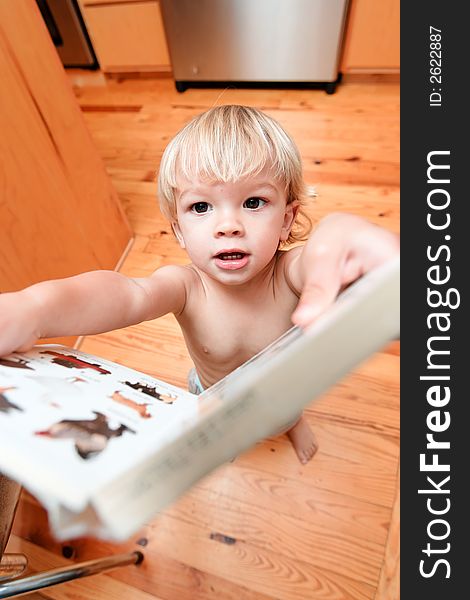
[78,0,398,76]
[78,0,170,73]
[341,0,399,72]
[0,1,132,293]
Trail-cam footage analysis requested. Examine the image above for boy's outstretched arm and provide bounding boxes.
[0,266,186,357]
[288,213,400,328]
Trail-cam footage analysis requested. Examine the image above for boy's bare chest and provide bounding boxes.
[198,302,291,352]
[179,285,299,381]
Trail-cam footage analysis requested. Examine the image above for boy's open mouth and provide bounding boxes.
[215,252,246,260]
[214,250,250,270]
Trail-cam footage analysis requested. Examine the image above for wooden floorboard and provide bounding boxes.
[10,72,399,599]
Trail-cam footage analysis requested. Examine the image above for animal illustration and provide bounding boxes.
[123,381,175,404]
[0,387,22,413]
[0,357,33,370]
[35,411,135,459]
[111,390,152,418]
[40,351,111,374]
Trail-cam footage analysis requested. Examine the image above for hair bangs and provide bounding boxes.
[176,112,279,184]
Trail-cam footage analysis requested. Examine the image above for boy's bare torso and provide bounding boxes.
[174,250,300,389]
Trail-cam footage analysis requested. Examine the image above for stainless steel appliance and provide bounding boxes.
[36,0,98,68]
[160,0,349,94]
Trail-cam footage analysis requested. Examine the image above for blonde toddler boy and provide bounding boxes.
[0,105,399,464]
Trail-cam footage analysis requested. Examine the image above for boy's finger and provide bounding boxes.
[292,285,337,326]
[292,260,342,327]
[293,247,344,326]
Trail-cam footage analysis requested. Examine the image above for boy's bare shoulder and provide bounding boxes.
[148,263,194,281]
[276,246,304,295]
[134,264,199,318]
[146,264,202,295]
[278,245,303,263]
[152,263,205,290]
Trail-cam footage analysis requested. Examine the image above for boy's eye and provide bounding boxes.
[244,197,266,209]
[191,202,211,213]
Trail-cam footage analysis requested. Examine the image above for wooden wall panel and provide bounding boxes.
[0,1,132,293]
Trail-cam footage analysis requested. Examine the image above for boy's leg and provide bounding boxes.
[286,414,318,464]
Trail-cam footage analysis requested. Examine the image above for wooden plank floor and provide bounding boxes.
[9,73,399,599]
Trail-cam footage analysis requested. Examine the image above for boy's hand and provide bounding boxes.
[0,291,41,356]
[292,213,399,328]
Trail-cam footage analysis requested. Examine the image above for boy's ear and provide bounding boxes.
[280,202,298,242]
[172,222,186,248]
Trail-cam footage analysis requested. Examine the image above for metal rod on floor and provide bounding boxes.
[0,550,144,599]
[0,555,28,582]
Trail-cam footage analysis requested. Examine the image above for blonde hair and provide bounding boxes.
[158,105,312,244]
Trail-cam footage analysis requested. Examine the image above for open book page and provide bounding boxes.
[0,347,199,537]
[0,257,399,541]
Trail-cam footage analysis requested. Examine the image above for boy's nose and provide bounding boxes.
[216,225,242,237]
[215,213,245,237]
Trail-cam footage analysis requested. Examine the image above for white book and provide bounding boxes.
[0,257,399,541]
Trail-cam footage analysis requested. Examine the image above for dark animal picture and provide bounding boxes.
[35,411,135,459]
[41,351,111,374]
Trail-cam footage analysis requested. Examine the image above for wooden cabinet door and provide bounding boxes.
[341,0,400,72]
[80,1,170,72]
[0,1,133,293]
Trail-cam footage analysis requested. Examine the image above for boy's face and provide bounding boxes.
[173,166,296,286]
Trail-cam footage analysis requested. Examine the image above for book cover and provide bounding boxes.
[0,257,399,541]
